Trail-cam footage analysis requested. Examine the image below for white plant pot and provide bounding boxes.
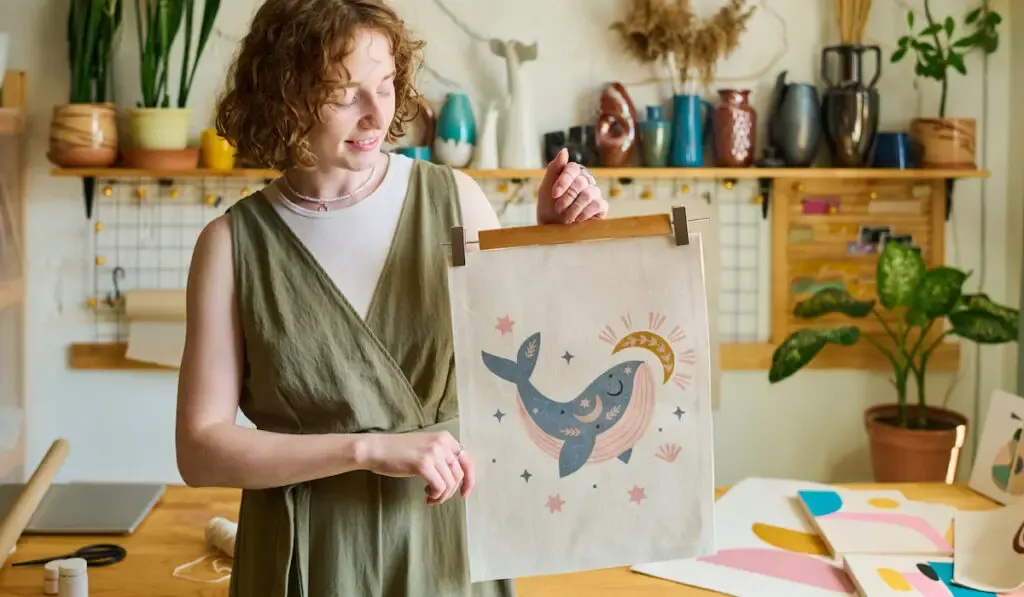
[128,107,192,150]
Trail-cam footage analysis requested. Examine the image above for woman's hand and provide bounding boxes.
[359,431,474,505]
[536,148,609,225]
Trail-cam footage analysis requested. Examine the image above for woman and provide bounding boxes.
[174,0,608,595]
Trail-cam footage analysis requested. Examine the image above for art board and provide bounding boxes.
[797,489,954,559]
[968,390,1024,505]
[843,555,1024,597]
[951,502,1024,592]
[448,231,715,582]
[631,477,857,597]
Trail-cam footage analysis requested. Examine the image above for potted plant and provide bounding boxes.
[768,242,1018,483]
[48,0,123,168]
[128,0,220,153]
[890,2,1001,169]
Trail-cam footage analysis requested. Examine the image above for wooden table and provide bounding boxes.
[0,483,999,596]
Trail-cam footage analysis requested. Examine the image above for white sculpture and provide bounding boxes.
[489,39,541,169]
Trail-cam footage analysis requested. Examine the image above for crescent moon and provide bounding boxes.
[612,331,674,383]
[574,395,604,423]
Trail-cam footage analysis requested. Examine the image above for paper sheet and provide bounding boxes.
[952,502,1024,592]
[969,389,1024,505]
[448,232,716,582]
[844,555,1024,597]
[122,289,186,368]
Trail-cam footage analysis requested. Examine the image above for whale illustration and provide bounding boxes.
[481,332,656,478]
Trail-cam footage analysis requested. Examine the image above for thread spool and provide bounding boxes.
[58,557,88,597]
[205,517,237,557]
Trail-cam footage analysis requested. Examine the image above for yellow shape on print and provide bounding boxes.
[612,331,673,383]
[751,522,829,556]
[868,497,901,509]
[877,568,912,591]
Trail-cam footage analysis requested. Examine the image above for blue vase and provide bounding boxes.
[434,92,476,167]
[669,94,712,167]
[639,105,671,167]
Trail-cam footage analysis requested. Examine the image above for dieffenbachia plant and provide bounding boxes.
[768,241,1018,429]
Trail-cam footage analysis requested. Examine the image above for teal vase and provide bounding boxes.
[639,105,671,167]
[434,92,476,167]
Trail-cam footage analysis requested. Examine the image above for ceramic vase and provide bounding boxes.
[566,125,599,167]
[669,94,712,168]
[128,107,191,150]
[639,105,671,167]
[491,39,542,168]
[47,103,119,168]
[470,100,499,169]
[594,82,638,167]
[712,89,757,168]
[434,92,476,168]
[909,117,976,169]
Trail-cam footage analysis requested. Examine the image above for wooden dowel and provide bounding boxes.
[0,439,70,568]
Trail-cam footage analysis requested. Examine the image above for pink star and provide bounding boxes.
[545,494,565,513]
[495,315,514,335]
[627,485,647,505]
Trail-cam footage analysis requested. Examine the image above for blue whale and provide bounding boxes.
[481,332,646,478]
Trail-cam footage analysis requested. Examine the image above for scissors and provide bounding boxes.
[11,543,127,567]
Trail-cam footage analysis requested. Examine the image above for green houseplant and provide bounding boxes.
[127,0,221,151]
[890,2,1001,169]
[48,0,124,168]
[769,242,1018,482]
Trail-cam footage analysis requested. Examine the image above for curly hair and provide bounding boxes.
[215,0,425,170]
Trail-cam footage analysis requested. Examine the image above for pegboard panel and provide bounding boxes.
[83,175,770,346]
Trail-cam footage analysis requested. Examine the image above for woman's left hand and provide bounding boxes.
[537,148,609,225]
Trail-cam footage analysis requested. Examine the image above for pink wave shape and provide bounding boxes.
[824,512,952,551]
[699,548,855,594]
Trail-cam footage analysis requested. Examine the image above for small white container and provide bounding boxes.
[57,557,88,597]
[43,559,63,595]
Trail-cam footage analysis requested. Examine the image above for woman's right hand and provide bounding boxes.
[358,431,474,505]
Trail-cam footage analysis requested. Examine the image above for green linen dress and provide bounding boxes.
[224,160,517,597]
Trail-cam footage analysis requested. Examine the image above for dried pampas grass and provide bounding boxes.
[610,0,755,89]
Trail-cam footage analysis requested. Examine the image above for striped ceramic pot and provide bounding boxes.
[48,103,119,168]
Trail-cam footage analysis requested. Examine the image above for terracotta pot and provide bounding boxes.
[712,89,757,167]
[47,103,119,168]
[864,404,967,483]
[909,117,976,169]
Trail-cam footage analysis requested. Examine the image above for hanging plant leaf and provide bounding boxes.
[953,294,1019,338]
[950,310,1017,344]
[793,289,875,319]
[768,327,861,383]
[910,266,968,318]
[877,242,926,309]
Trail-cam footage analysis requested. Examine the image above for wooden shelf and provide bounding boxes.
[51,166,991,181]
[0,278,24,310]
[67,340,961,372]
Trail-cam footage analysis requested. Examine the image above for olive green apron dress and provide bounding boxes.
[225,161,516,597]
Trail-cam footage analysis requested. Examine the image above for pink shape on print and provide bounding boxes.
[627,485,647,505]
[699,548,856,593]
[495,315,514,335]
[823,512,952,552]
[545,494,564,513]
[900,570,954,597]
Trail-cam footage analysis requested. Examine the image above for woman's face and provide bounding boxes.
[308,28,397,172]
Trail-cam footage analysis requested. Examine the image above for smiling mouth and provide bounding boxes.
[608,379,623,396]
[347,137,380,149]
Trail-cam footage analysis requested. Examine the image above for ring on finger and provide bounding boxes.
[579,166,597,187]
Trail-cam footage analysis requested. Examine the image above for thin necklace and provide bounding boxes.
[281,164,377,212]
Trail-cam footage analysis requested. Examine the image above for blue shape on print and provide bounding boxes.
[799,490,843,517]
[927,561,997,596]
[481,332,644,478]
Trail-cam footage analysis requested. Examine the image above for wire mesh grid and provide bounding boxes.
[85,175,769,344]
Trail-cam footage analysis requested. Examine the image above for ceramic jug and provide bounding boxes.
[669,94,712,168]
[766,70,822,168]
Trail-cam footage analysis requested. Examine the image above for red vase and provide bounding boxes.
[713,89,757,167]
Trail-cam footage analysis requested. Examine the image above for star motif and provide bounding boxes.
[520,469,532,483]
[493,409,505,422]
[580,398,590,408]
[627,485,647,505]
[546,494,565,513]
[673,406,685,420]
[562,351,574,363]
[624,366,632,374]
[495,315,514,335]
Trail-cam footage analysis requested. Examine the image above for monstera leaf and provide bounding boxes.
[768,327,861,383]
[877,242,926,309]
[793,289,875,319]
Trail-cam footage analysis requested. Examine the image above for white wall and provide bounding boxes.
[0,0,1017,486]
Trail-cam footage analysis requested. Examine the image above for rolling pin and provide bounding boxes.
[0,439,70,568]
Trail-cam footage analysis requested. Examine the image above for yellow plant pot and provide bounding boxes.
[128,107,191,150]
[47,103,119,168]
[201,128,236,170]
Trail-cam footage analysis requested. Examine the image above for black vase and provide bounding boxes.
[566,125,599,166]
[544,131,566,163]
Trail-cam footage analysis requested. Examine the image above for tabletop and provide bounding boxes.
[0,482,999,597]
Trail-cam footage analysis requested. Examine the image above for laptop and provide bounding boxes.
[0,482,165,535]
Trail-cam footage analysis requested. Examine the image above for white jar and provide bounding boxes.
[57,558,88,597]
[43,559,63,595]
